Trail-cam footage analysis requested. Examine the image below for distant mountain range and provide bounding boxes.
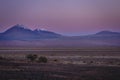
[0,24,62,40]
[0,24,120,47]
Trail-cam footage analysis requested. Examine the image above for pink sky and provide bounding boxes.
[0,0,120,35]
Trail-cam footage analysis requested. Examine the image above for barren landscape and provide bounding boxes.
[0,0,120,80]
[0,47,120,80]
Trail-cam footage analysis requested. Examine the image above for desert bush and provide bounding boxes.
[0,56,7,61]
[37,56,48,63]
[26,54,38,62]
[53,59,58,62]
[0,56,4,60]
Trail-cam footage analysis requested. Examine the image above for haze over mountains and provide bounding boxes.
[0,24,120,47]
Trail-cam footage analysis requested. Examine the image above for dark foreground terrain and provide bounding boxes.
[0,61,120,80]
[0,47,120,80]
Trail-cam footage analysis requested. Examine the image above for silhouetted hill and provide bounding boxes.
[0,24,62,40]
[95,31,120,36]
[87,31,120,40]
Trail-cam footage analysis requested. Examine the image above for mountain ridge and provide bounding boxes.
[95,30,120,35]
[0,24,120,40]
[0,25,120,47]
[0,24,62,40]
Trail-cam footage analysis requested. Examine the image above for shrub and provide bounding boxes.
[0,56,4,60]
[0,56,7,61]
[37,56,48,63]
[53,59,58,62]
[26,54,38,62]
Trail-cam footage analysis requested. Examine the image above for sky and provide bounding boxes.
[0,0,120,36]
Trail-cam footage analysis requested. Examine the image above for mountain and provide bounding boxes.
[60,30,120,47]
[0,25,120,47]
[95,30,120,35]
[0,24,62,40]
[79,31,120,40]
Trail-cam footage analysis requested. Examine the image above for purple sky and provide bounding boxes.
[0,0,120,35]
